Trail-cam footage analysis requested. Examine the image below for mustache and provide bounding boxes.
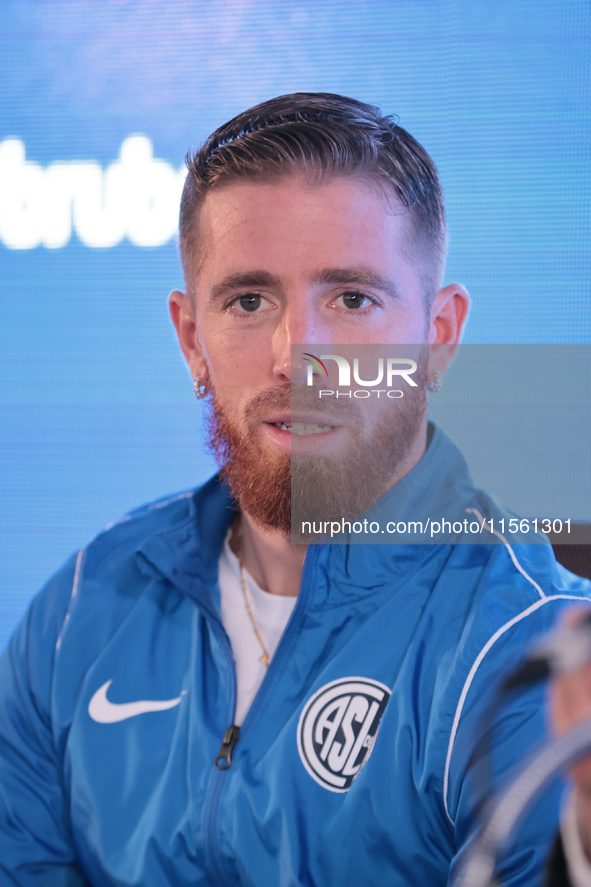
[243,383,363,425]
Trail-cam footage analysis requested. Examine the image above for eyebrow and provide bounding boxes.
[210,272,282,302]
[209,266,402,302]
[311,267,403,301]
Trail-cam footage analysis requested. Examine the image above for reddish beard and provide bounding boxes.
[205,386,299,536]
[205,366,428,539]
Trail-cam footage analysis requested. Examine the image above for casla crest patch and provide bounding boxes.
[297,677,391,792]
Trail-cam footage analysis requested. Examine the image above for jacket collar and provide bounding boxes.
[136,476,236,608]
[359,421,475,529]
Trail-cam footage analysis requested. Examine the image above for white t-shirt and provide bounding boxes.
[218,531,297,725]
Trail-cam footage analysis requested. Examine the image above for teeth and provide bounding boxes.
[275,422,335,435]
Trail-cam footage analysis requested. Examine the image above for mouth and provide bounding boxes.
[273,422,336,436]
[261,413,346,454]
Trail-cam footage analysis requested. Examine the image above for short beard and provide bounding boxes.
[205,351,428,539]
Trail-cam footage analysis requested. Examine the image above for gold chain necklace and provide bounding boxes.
[237,524,270,668]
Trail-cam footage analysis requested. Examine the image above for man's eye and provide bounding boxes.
[230,293,273,314]
[238,294,262,312]
[335,291,374,310]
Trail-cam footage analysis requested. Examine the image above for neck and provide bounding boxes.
[231,514,306,598]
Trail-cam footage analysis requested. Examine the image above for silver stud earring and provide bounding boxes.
[426,369,442,393]
[193,377,209,399]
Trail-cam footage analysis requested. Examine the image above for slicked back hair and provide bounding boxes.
[180,93,447,306]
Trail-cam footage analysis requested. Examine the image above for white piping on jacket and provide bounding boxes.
[466,507,546,600]
[443,593,585,826]
[444,508,587,825]
[55,548,86,651]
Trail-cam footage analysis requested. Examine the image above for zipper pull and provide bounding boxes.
[214,724,240,770]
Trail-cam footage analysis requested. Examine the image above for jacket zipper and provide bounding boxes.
[203,544,316,884]
[214,724,240,770]
[202,609,238,887]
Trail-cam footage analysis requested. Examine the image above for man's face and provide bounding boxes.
[171,174,462,534]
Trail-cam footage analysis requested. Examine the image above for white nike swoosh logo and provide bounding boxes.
[88,679,186,724]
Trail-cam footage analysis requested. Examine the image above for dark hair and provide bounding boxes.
[180,93,447,300]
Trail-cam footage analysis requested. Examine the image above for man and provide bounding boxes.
[0,93,589,886]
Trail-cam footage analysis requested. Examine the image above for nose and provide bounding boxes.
[272,301,327,384]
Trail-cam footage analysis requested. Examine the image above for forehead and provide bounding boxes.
[188,175,417,288]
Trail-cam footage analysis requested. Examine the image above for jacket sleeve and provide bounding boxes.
[0,555,91,886]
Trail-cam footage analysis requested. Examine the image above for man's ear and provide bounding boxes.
[428,282,470,346]
[427,283,470,378]
[168,290,208,381]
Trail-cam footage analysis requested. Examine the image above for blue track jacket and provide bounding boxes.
[1,425,590,886]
